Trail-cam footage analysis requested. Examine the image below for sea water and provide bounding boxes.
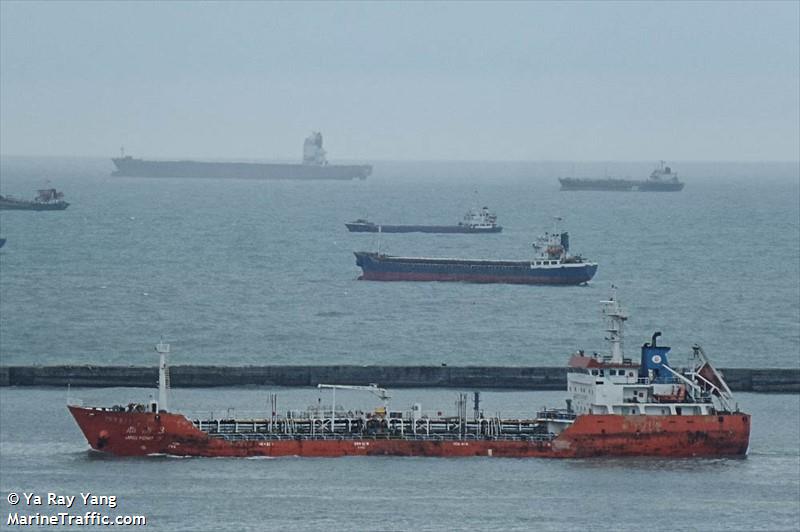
[0,387,798,531]
[0,157,798,530]
[0,158,797,368]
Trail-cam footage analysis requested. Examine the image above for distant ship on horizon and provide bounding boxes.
[0,188,69,211]
[346,206,502,234]
[111,132,372,181]
[559,161,684,192]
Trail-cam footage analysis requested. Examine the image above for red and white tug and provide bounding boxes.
[69,293,750,458]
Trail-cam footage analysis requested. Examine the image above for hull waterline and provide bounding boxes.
[112,158,371,181]
[68,406,750,459]
[354,252,597,285]
[346,223,502,234]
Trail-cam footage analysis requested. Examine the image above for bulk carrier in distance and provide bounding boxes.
[67,293,750,458]
[559,161,684,192]
[354,222,596,285]
[346,206,502,234]
[111,132,372,180]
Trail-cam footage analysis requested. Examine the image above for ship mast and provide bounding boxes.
[601,286,627,363]
[551,216,563,235]
[155,339,170,412]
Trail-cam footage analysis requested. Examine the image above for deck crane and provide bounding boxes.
[317,383,391,433]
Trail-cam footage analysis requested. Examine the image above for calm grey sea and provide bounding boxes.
[0,158,798,367]
[0,387,798,531]
[0,158,799,530]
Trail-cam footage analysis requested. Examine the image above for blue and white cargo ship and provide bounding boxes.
[354,223,597,285]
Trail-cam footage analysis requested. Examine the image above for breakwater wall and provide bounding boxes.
[0,366,798,393]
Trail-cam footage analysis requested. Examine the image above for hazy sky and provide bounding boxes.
[1,1,798,161]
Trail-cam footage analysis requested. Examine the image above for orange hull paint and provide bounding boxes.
[68,406,750,459]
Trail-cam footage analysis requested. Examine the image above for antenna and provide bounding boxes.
[552,216,563,235]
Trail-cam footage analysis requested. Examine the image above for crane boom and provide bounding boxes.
[317,383,390,400]
[317,384,391,433]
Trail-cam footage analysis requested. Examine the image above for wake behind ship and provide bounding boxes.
[68,295,749,458]
[111,132,372,180]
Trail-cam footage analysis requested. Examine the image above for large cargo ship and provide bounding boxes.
[346,207,502,233]
[0,188,69,210]
[354,224,596,285]
[559,161,684,192]
[68,294,750,458]
[111,132,372,180]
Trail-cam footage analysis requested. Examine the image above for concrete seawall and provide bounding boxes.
[0,365,798,393]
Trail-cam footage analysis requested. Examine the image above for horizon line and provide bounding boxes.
[1,154,799,164]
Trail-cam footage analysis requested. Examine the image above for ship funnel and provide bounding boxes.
[640,332,671,383]
[650,331,662,347]
[560,232,570,253]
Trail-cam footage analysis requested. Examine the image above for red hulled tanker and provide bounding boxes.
[69,294,750,458]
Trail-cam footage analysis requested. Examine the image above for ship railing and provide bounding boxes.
[211,432,556,442]
[536,410,576,421]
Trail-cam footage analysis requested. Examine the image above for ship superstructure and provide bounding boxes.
[638,161,684,191]
[68,294,749,458]
[354,220,595,284]
[111,132,372,180]
[565,291,735,418]
[346,206,502,233]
